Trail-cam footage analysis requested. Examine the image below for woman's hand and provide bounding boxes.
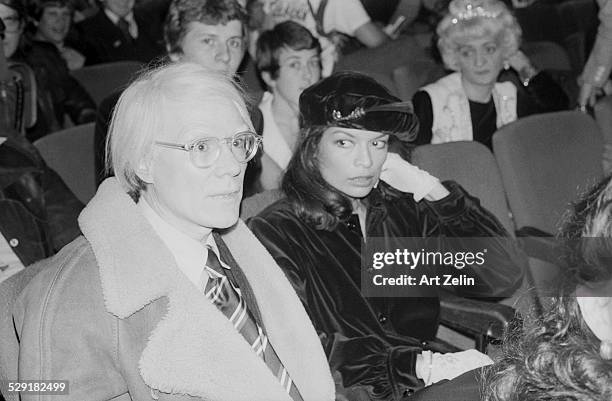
[379,153,448,201]
[416,349,493,386]
[507,50,538,85]
[578,79,612,109]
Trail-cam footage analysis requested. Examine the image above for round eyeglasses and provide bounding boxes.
[155,131,262,168]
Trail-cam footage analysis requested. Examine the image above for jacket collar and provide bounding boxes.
[78,179,334,401]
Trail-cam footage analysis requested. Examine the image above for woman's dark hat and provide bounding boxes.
[299,71,418,142]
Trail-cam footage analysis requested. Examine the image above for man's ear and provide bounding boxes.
[261,71,275,90]
[135,155,154,184]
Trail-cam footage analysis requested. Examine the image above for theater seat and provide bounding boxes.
[71,61,143,106]
[493,111,604,235]
[411,141,514,234]
[34,123,96,204]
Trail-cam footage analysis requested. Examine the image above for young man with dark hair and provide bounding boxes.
[255,20,321,189]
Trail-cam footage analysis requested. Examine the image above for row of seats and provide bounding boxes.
[37,110,605,238]
[416,111,603,314]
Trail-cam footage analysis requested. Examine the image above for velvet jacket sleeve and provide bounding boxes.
[407,181,526,299]
[248,213,424,401]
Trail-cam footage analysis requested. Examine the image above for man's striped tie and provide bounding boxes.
[203,247,304,400]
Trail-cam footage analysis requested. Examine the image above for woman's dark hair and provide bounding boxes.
[281,125,351,231]
[281,125,410,231]
[482,175,612,401]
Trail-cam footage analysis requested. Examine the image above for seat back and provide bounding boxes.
[240,189,284,220]
[412,141,515,234]
[392,60,446,101]
[34,123,96,204]
[521,41,572,71]
[493,111,604,234]
[71,61,143,105]
[412,142,541,314]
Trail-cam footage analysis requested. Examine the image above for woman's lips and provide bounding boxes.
[348,176,374,187]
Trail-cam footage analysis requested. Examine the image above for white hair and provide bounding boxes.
[437,0,522,71]
[105,61,252,198]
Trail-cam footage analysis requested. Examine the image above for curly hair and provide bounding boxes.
[482,175,612,401]
[437,0,521,71]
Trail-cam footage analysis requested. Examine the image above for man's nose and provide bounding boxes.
[214,141,241,177]
[354,145,373,168]
[215,42,230,63]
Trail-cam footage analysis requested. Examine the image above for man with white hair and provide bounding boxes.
[12,62,334,401]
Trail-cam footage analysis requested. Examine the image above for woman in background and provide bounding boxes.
[412,0,567,150]
[256,20,321,189]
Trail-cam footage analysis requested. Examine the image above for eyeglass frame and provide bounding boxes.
[154,130,262,168]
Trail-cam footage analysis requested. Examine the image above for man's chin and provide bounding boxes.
[211,215,240,230]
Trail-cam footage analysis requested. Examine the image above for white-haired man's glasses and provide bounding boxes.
[155,131,261,168]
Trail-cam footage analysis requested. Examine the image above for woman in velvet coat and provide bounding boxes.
[248,71,525,400]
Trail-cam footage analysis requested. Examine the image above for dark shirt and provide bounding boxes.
[75,8,164,65]
[412,70,569,150]
[248,182,525,400]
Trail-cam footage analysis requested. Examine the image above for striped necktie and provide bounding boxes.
[203,247,304,401]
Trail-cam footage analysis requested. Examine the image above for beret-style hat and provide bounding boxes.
[299,71,419,142]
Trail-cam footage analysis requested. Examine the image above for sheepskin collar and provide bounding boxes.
[78,179,334,401]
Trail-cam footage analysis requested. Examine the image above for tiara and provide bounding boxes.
[451,3,500,24]
[332,107,366,122]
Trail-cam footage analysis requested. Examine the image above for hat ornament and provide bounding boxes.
[332,107,366,122]
[451,3,500,24]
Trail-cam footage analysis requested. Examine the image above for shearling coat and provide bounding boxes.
[13,178,335,401]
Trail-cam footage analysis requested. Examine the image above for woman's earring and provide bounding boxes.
[503,60,510,71]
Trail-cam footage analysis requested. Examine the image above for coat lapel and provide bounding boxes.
[78,179,334,401]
